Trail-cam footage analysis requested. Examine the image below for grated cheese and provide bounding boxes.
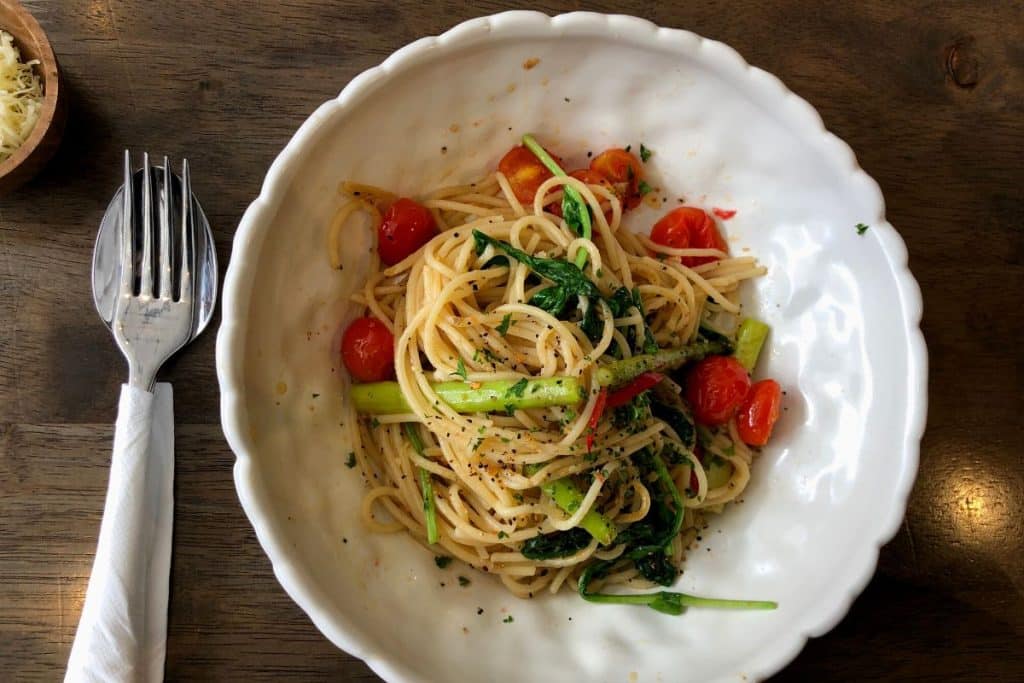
[0,30,43,164]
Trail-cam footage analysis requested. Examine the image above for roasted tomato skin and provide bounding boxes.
[737,379,782,446]
[377,198,437,266]
[498,145,562,204]
[589,148,644,208]
[685,355,751,426]
[341,317,396,382]
[650,207,729,267]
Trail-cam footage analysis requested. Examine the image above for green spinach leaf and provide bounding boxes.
[521,527,592,560]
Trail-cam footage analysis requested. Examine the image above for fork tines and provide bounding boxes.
[120,151,194,302]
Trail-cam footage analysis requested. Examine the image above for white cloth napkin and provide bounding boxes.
[66,383,174,683]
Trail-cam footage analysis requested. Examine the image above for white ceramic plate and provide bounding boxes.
[217,11,926,682]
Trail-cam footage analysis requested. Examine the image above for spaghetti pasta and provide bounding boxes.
[332,139,779,611]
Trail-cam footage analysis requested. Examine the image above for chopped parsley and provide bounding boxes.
[638,179,653,196]
[434,556,453,569]
[497,531,508,539]
[345,452,357,468]
[369,417,381,429]
[639,143,652,162]
[458,576,471,587]
[856,222,869,236]
[496,313,513,336]
[505,378,529,398]
[502,615,514,624]
[451,358,468,381]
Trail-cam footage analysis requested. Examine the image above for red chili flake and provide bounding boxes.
[712,208,737,220]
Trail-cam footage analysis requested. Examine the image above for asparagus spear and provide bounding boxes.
[706,457,734,490]
[733,318,770,372]
[351,377,584,414]
[594,340,730,388]
[543,478,616,545]
[352,341,727,416]
[524,464,616,546]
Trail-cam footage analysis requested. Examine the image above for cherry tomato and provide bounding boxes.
[650,207,694,249]
[341,317,395,382]
[650,207,729,267]
[569,168,614,189]
[589,148,644,208]
[737,379,782,446]
[548,168,615,218]
[498,145,561,204]
[377,198,437,266]
[685,355,751,426]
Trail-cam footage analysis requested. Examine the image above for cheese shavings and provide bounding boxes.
[0,30,43,164]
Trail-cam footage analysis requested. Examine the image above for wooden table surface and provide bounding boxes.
[2,0,1021,680]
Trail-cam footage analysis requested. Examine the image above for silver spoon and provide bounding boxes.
[67,153,218,681]
[92,157,217,335]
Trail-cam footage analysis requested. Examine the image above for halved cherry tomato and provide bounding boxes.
[589,148,644,208]
[498,145,561,204]
[650,207,729,267]
[548,168,615,219]
[685,355,751,426]
[737,379,782,446]
[569,168,614,189]
[341,317,395,382]
[378,198,437,266]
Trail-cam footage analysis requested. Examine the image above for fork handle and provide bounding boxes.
[66,384,174,683]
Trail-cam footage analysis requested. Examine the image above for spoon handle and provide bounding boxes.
[65,384,174,683]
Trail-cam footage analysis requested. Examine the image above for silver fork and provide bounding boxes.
[114,151,195,389]
[67,152,206,683]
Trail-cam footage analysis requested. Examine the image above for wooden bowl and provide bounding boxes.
[0,0,66,196]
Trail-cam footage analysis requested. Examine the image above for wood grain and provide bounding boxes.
[0,0,1021,680]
